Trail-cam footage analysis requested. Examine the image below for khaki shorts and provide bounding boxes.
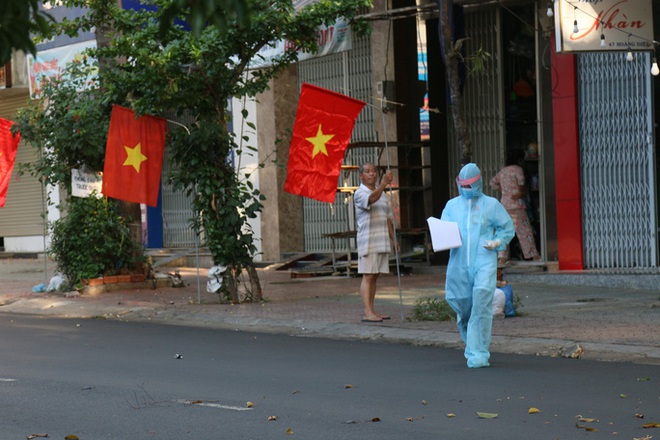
[358,253,390,274]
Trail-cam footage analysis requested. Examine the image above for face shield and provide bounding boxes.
[456,163,483,199]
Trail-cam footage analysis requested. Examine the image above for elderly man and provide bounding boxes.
[354,163,395,323]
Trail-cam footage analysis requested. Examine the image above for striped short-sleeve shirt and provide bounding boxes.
[354,183,392,257]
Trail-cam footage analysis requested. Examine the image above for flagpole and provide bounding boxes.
[366,100,405,322]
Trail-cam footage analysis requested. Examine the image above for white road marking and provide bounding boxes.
[174,399,253,411]
[0,378,17,382]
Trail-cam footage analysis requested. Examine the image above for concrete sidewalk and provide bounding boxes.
[1,257,659,365]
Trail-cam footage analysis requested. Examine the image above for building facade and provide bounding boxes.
[256,0,660,271]
[0,52,49,253]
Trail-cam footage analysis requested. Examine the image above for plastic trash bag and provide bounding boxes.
[32,283,46,293]
[206,265,227,293]
[47,273,65,292]
[492,288,505,317]
[499,283,516,317]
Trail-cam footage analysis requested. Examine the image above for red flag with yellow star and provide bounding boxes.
[284,83,366,203]
[102,105,166,207]
[0,117,21,208]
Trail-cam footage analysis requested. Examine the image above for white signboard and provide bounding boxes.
[554,0,653,53]
[71,168,103,198]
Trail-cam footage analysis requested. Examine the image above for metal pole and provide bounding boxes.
[196,237,201,304]
[366,100,405,322]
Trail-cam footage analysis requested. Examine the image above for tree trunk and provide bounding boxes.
[246,263,262,302]
[223,267,240,304]
[439,0,472,165]
[220,264,262,304]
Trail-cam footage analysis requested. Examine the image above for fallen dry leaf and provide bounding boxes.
[64,436,80,440]
[476,412,498,419]
[344,384,353,389]
[406,417,414,422]
[528,407,541,414]
[642,422,660,428]
[576,416,598,423]
[371,417,381,422]
[633,436,653,440]
[26,435,48,439]
[268,416,277,421]
[635,413,645,419]
[575,421,597,432]
[291,390,300,394]
[446,413,456,418]
[421,400,428,405]
[559,343,584,358]
[246,401,254,408]
[286,427,294,435]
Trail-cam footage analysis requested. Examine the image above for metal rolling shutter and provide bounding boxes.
[297,34,377,253]
[578,52,657,268]
[0,92,46,238]
[160,112,197,248]
[447,7,504,198]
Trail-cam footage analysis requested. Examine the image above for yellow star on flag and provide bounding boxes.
[306,124,335,158]
[123,143,148,173]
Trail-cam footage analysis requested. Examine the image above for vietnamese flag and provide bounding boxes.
[284,83,366,203]
[0,117,21,208]
[102,105,166,207]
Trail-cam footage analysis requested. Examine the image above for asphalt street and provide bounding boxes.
[1,314,658,440]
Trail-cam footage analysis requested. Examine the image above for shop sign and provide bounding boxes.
[554,0,654,53]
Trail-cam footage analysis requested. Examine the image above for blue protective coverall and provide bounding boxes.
[441,163,514,368]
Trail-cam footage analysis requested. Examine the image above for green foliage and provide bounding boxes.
[86,0,369,289]
[49,195,145,286]
[159,0,250,39]
[24,0,371,301]
[513,292,523,315]
[408,297,456,322]
[0,0,54,65]
[14,57,107,191]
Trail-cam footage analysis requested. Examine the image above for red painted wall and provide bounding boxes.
[550,42,584,270]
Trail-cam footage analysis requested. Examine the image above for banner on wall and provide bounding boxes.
[248,19,352,69]
[26,40,98,98]
[248,0,352,69]
[554,0,654,53]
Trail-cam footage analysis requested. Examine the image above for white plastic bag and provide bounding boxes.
[206,265,227,293]
[492,288,506,317]
[47,273,65,292]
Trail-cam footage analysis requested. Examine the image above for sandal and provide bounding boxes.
[361,315,383,323]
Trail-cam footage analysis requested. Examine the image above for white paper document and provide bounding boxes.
[426,217,462,251]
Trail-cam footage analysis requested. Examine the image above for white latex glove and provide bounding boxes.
[483,239,501,250]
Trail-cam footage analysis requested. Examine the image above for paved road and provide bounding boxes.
[1,314,658,439]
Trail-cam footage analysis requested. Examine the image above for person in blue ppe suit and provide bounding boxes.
[441,163,515,368]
